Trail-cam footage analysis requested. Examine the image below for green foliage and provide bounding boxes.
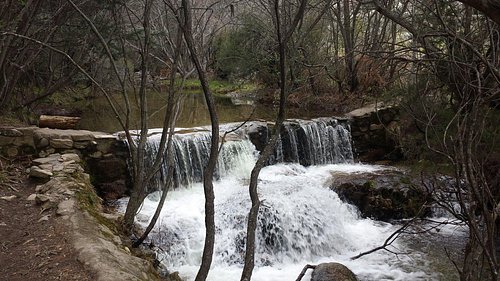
[213,14,277,84]
[177,78,259,96]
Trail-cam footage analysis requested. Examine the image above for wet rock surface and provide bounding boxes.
[331,169,432,221]
[311,262,358,281]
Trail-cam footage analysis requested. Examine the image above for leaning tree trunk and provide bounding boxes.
[240,0,307,280]
[180,1,220,280]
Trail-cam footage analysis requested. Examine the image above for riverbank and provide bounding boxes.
[0,155,168,281]
[0,158,93,280]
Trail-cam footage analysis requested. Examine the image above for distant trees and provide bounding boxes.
[1,0,500,280]
[0,1,101,110]
[364,1,500,280]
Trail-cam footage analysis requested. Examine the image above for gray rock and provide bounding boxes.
[73,141,90,149]
[38,215,50,222]
[53,163,64,172]
[61,153,81,163]
[1,195,17,201]
[56,199,75,216]
[30,166,53,179]
[311,263,358,281]
[331,170,432,220]
[247,122,268,152]
[12,128,35,147]
[35,183,52,193]
[50,138,73,149]
[27,194,37,201]
[71,133,94,142]
[33,154,60,165]
[39,164,54,172]
[37,137,50,148]
[35,194,52,204]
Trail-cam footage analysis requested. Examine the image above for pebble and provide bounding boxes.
[0,195,17,201]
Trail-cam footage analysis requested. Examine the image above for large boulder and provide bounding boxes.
[311,263,358,281]
[331,169,432,221]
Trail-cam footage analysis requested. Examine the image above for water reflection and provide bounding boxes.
[78,91,275,132]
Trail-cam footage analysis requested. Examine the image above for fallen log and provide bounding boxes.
[39,115,81,129]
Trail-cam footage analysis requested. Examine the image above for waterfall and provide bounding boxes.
[271,118,353,165]
[119,118,438,280]
[145,131,256,188]
[125,164,433,281]
[144,118,353,190]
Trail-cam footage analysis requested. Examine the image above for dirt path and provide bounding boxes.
[0,159,93,281]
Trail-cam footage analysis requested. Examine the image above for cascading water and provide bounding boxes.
[144,128,255,188]
[120,118,439,281]
[271,118,353,165]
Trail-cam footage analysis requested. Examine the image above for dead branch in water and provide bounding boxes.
[295,264,317,281]
[351,204,427,260]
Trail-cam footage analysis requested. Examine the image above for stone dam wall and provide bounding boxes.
[0,127,129,200]
[1,104,401,198]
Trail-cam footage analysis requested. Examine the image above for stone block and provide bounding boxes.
[71,133,94,142]
[30,166,53,179]
[50,138,73,149]
[61,153,81,163]
[73,141,89,149]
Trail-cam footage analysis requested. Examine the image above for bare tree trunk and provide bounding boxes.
[240,1,307,280]
[179,1,220,280]
[123,0,154,232]
[132,26,184,247]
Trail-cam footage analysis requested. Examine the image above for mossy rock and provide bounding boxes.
[332,170,432,221]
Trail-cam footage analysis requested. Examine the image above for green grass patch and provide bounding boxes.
[175,78,259,95]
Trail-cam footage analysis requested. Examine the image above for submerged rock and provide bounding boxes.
[331,169,432,221]
[311,262,358,281]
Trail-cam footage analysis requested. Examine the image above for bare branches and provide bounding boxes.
[350,205,427,260]
[295,264,317,281]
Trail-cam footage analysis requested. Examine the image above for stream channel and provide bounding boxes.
[81,90,466,280]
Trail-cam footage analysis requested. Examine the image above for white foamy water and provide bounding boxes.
[118,163,435,281]
[116,120,448,281]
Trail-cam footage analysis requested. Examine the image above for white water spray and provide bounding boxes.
[119,119,437,281]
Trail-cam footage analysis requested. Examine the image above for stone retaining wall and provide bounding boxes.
[347,103,402,162]
[26,152,162,281]
[0,127,129,199]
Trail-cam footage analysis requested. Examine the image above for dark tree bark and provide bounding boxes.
[179,1,220,280]
[132,26,184,248]
[240,1,308,280]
